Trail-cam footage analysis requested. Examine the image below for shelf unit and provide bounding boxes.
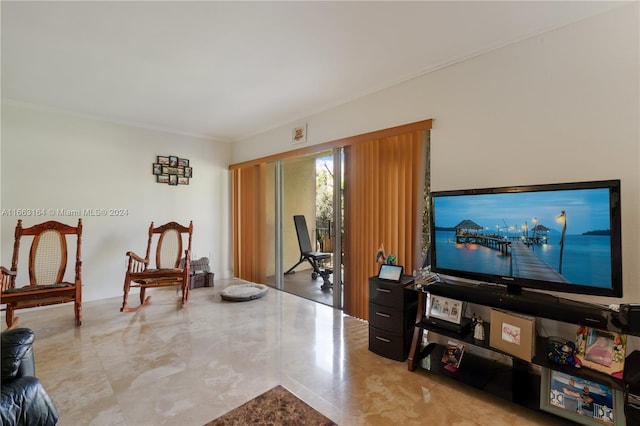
[407,279,630,424]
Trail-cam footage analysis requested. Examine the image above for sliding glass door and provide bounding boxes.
[263,149,342,309]
[231,120,432,317]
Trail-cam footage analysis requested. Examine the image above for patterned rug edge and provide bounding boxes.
[205,385,337,426]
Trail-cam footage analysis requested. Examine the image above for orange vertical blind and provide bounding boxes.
[343,131,424,320]
[232,164,267,283]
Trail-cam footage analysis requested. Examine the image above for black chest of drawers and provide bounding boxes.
[368,275,417,361]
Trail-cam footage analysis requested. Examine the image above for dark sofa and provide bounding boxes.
[1,328,59,426]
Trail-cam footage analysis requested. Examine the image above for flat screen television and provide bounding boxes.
[429,179,622,298]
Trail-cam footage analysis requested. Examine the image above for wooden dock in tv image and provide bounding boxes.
[450,218,570,283]
[510,241,569,283]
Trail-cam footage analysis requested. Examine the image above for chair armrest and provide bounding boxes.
[1,266,16,292]
[126,251,147,264]
[0,376,59,426]
[125,251,148,273]
[1,328,36,380]
[1,266,15,276]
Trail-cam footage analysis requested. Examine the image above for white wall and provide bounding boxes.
[1,102,233,303]
[232,4,640,308]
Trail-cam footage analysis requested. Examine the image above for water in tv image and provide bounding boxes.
[433,187,612,288]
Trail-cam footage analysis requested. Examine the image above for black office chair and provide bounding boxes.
[284,215,332,281]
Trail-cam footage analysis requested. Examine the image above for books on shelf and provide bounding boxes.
[441,340,465,371]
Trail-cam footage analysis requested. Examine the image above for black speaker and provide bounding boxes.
[624,351,640,423]
[619,304,640,330]
[427,281,610,328]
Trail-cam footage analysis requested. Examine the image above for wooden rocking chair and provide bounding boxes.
[1,219,83,329]
[121,221,193,312]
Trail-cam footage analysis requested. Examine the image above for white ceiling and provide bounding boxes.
[1,1,627,142]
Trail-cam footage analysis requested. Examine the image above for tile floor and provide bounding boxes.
[8,279,571,425]
[265,268,336,307]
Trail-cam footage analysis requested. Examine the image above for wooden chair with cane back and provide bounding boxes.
[1,219,83,329]
[121,221,193,312]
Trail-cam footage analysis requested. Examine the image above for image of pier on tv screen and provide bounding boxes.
[432,187,613,288]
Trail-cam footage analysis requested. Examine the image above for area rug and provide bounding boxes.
[205,385,337,426]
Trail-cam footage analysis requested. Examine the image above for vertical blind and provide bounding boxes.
[343,131,424,320]
[230,119,431,316]
[231,164,266,284]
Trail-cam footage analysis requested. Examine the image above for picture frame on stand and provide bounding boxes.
[489,309,536,361]
[429,295,463,325]
[575,326,626,379]
[540,368,624,425]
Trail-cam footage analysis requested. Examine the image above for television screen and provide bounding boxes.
[429,180,622,298]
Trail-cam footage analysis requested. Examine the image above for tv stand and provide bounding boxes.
[407,279,629,425]
[505,283,523,295]
[426,279,611,329]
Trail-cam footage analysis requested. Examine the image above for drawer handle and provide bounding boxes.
[376,288,391,293]
[375,336,391,343]
[375,312,390,318]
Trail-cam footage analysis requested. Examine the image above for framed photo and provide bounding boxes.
[428,295,463,325]
[155,155,192,186]
[489,309,536,361]
[575,327,626,378]
[162,166,180,175]
[291,123,307,144]
[540,368,624,425]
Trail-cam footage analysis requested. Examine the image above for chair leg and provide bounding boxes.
[181,283,189,305]
[121,284,151,313]
[121,275,151,312]
[121,274,131,312]
[307,258,321,274]
[139,287,146,305]
[75,300,82,326]
[5,307,18,329]
[284,256,306,275]
[284,256,307,275]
